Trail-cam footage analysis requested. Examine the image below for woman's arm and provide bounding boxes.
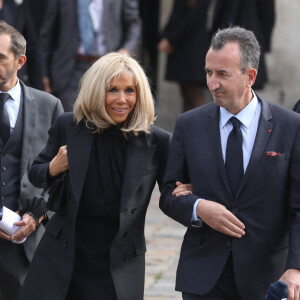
[29,115,67,188]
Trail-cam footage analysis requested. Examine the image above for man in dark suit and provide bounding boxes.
[40,0,141,112]
[160,26,300,300]
[0,0,43,89]
[0,21,63,299]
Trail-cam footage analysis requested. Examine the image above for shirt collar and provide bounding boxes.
[0,80,21,101]
[220,91,258,129]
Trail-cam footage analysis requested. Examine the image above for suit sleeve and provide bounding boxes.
[286,126,300,269]
[39,0,59,77]
[159,116,200,228]
[28,115,64,190]
[120,0,142,53]
[20,98,64,219]
[293,99,300,114]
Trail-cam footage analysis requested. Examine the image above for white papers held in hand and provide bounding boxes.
[0,206,26,243]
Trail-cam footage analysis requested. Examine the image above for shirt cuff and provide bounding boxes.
[191,198,203,227]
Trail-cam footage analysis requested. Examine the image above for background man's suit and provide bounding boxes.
[160,94,300,300]
[40,0,141,111]
[0,0,43,89]
[0,81,63,298]
[293,99,300,113]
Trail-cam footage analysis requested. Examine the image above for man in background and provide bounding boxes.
[40,0,141,111]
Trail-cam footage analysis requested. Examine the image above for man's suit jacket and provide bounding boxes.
[18,113,170,300]
[160,95,300,300]
[17,81,63,262]
[0,0,43,89]
[40,0,142,94]
[293,99,300,113]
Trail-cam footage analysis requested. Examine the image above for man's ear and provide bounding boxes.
[17,55,26,70]
[246,68,257,87]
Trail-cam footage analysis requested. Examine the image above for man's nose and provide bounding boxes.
[207,76,220,91]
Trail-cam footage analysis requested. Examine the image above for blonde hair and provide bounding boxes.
[74,52,155,135]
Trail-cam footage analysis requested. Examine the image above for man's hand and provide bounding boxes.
[279,269,300,300]
[172,181,193,197]
[158,38,174,54]
[117,48,130,56]
[197,200,245,238]
[49,145,68,177]
[42,76,52,94]
[11,213,37,243]
[0,230,12,241]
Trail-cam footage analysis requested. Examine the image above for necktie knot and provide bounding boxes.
[229,117,241,128]
[0,93,10,104]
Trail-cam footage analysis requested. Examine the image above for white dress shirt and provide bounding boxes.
[192,92,261,222]
[0,80,22,134]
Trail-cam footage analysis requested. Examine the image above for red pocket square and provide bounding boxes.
[265,151,281,157]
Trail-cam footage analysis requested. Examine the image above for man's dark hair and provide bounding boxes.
[210,26,261,73]
[0,21,26,57]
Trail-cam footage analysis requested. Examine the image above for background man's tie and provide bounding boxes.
[225,117,244,198]
[0,93,11,145]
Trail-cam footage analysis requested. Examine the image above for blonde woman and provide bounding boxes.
[18,53,186,300]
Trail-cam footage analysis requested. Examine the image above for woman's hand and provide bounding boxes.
[172,181,193,197]
[49,145,68,177]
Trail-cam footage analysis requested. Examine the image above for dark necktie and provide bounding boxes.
[225,117,244,198]
[0,93,11,145]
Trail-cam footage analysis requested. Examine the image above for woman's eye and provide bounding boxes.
[108,87,117,93]
[126,88,135,93]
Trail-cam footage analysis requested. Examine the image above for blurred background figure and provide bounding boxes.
[0,0,43,89]
[139,0,161,98]
[40,0,142,112]
[27,0,49,28]
[212,0,275,89]
[293,99,300,113]
[158,0,210,112]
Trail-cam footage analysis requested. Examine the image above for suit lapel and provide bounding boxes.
[66,121,94,203]
[20,82,36,179]
[120,133,155,211]
[206,106,232,198]
[237,97,273,197]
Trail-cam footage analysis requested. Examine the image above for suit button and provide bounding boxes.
[62,241,68,248]
[131,208,137,214]
[2,166,6,171]
[232,208,238,215]
[226,240,232,247]
[2,181,5,186]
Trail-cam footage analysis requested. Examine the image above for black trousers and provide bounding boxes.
[182,255,243,300]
